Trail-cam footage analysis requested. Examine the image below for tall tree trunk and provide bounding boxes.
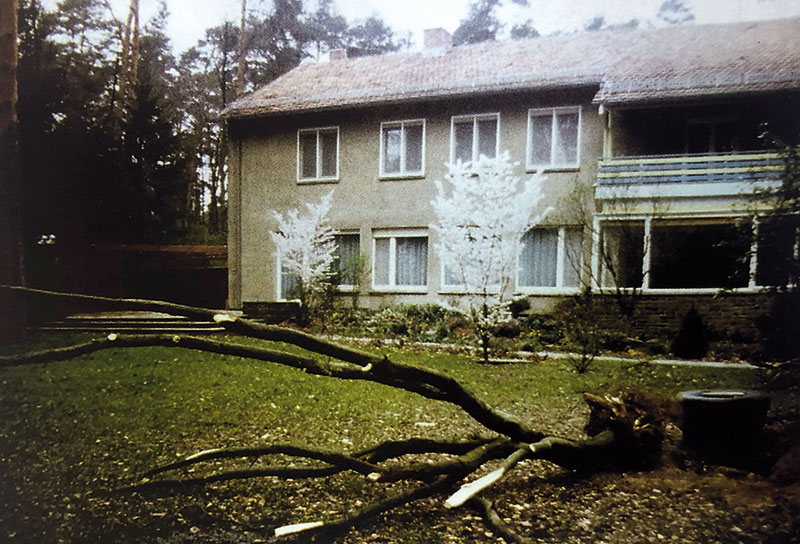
[117,0,139,125]
[237,0,246,97]
[0,0,27,344]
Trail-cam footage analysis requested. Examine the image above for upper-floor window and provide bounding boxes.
[686,117,738,153]
[380,120,425,178]
[451,113,499,164]
[527,107,580,170]
[297,127,339,182]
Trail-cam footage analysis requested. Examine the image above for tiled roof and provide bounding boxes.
[224,17,800,118]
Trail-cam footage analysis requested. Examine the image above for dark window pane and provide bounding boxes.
[477,118,497,159]
[320,130,338,177]
[334,234,360,284]
[405,123,423,172]
[714,121,738,152]
[383,127,401,173]
[300,132,317,178]
[529,114,552,165]
[563,228,583,287]
[650,224,751,288]
[687,123,711,153]
[756,217,797,287]
[554,112,579,164]
[454,121,473,163]
[374,238,390,285]
[601,223,644,288]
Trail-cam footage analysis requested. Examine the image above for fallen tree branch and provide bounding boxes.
[1,284,382,367]
[0,287,668,543]
[272,438,514,539]
[471,497,534,544]
[357,437,496,464]
[445,445,530,507]
[142,444,383,480]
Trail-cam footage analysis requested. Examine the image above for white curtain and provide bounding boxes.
[519,229,557,287]
[395,237,427,286]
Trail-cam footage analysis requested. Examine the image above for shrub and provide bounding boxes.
[508,297,531,318]
[554,288,604,373]
[757,291,800,361]
[670,306,709,359]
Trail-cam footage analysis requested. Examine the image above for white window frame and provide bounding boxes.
[371,228,428,292]
[526,106,581,171]
[450,113,500,165]
[297,126,340,183]
[516,226,583,294]
[379,119,426,179]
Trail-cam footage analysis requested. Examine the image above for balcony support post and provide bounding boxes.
[748,217,760,289]
[642,217,652,290]
[591,216,602,290]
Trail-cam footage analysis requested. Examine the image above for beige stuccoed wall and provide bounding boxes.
[228,88,603,309]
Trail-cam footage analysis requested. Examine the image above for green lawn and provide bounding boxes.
[0,332,778,543]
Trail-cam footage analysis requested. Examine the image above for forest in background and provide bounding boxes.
[16,0,405,247]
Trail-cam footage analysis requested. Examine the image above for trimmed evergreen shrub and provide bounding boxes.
[670,306,709,359]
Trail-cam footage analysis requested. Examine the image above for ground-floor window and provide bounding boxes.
[333,233,361,288]
[373,230,428,291]
[278,261,300,301]
[756,216,799,287]
[650,222,751,289]
[596,217,790,291]
[599,222,645,288]
[517,227,583,290]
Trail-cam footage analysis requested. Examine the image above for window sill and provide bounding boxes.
[526,165,580,174]
[515,287,583,295]
[297,178,339,185]
[378,173,425,181]
[439,288,502,295]
[370,287,428,294]
[337,285,357,292]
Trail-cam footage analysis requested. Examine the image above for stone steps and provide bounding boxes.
[38,312,225,334]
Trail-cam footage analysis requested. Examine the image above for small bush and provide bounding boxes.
[520,314,563,345]
[670,306,709,359]
[493,320,522,338]
[508,297,531,318]
[554,289,603,373]
[757,291,800,361]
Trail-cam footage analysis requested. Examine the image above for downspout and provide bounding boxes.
[227,122,243,309]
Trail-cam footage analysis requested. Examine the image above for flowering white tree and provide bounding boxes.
[431,151,549,361]
[271,190,337,324]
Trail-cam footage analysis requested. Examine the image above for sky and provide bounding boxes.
[42,0,800,54]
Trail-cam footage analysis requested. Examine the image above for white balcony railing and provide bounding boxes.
[596,151,783,200]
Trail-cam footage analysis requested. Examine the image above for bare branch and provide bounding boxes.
[471,497,534,544]
[142,444,383,480]
[1,285,382,366]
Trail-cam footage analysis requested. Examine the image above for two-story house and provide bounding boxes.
[223,18,799,337]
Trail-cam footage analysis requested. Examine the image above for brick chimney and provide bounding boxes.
[423,28,452,56]
[329,49,347,62]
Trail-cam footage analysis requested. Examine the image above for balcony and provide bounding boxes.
[595,151,783,201]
